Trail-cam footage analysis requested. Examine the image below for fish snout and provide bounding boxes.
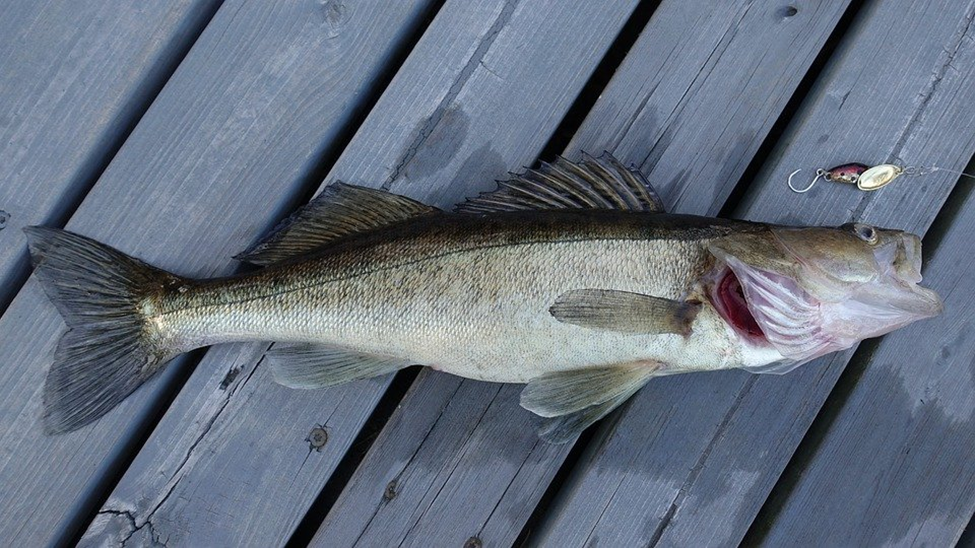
[894,233,924,284]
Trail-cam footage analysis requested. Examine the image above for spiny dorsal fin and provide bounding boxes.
[456,152,665,214]
[236,183,439,266]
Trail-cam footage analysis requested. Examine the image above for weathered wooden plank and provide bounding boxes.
[315,0,853,546]
[0,0,220,313]
[0,0,437,544]
[755,194,975,545]
[534,1,975,546]
[77,0,641,545]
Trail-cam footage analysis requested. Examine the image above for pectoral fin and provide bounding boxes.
[265,343,412,389]
[521,363,659,443]
[550,289,701,336]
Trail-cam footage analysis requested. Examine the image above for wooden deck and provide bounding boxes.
[2,0,975,545]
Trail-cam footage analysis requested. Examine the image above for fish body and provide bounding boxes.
[157,211,779,383]
[25,154,942,442]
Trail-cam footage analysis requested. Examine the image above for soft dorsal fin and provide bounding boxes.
[456,152,665,214]
[236,183,439,265]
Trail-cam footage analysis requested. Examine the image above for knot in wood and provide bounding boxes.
[307,425,328,450]
[383,479,397,501]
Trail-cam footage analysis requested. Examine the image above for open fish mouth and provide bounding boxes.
[711,260,833,363]
[708,234,944,366]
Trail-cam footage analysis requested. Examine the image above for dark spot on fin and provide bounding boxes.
[265,342,412,388]
[456,152,665,214]
[549,289,701,336]
[235,183,439,266]
[521,363,660,443]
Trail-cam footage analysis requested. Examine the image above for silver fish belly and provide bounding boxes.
[24,153,939,443]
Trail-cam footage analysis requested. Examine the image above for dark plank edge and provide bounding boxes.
[77,0,642,546]
[314,0,853,546]
[0,1,439,544]
[0,0,222,315]
[534,0,975,545]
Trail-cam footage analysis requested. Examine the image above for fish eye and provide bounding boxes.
[853,223,878,244]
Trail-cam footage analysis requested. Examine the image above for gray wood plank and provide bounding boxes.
[0,0,436,543]
[534,1,975,546]
[0,0,220,312]
[757,190,975,544]
[314,1,853,546]
[76,0,641,545]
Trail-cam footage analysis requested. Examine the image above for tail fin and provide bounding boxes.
[23,227,184,434]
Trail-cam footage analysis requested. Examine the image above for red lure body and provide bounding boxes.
[823,162,869,184]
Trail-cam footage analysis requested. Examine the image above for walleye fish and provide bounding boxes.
[25,153,943,442]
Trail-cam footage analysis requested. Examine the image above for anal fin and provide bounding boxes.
[265,343,412,389]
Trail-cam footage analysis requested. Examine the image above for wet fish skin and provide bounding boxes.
[154,211,769,383]
[24,153,942,441]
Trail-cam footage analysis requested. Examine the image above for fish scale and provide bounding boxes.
[23,153,941,442]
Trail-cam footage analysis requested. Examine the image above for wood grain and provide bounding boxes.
[0,0,220,313]
[535,1,975,546]
[757,156,975,544]
[316,0,852,546]
[0,0,435,543]
[78,0,641,545]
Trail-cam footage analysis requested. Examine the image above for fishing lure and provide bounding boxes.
[788,162,974,193]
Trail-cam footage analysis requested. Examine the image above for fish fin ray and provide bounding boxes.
[520,363,658,418]
[741,359,805,375]
[550,289,701,336]
[456,152,665,214]
[23,226,183,434]
[235,183,439,266]
[265,343,412,388]
[536,387,641,444]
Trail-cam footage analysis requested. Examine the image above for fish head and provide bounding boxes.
[707,223,942,365]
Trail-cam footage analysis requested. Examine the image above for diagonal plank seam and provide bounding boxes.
[347,376,468,547]
[400,384,506,544]
[0,0,226,318]
[583,476,627,546]
[889,2,975,159]
[647,375,754,545]
[848,1,975,223]
[639,0,754,174]
[478,436,542,536]
[383,0,520,190]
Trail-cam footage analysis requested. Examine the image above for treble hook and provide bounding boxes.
[787,168,824,193]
